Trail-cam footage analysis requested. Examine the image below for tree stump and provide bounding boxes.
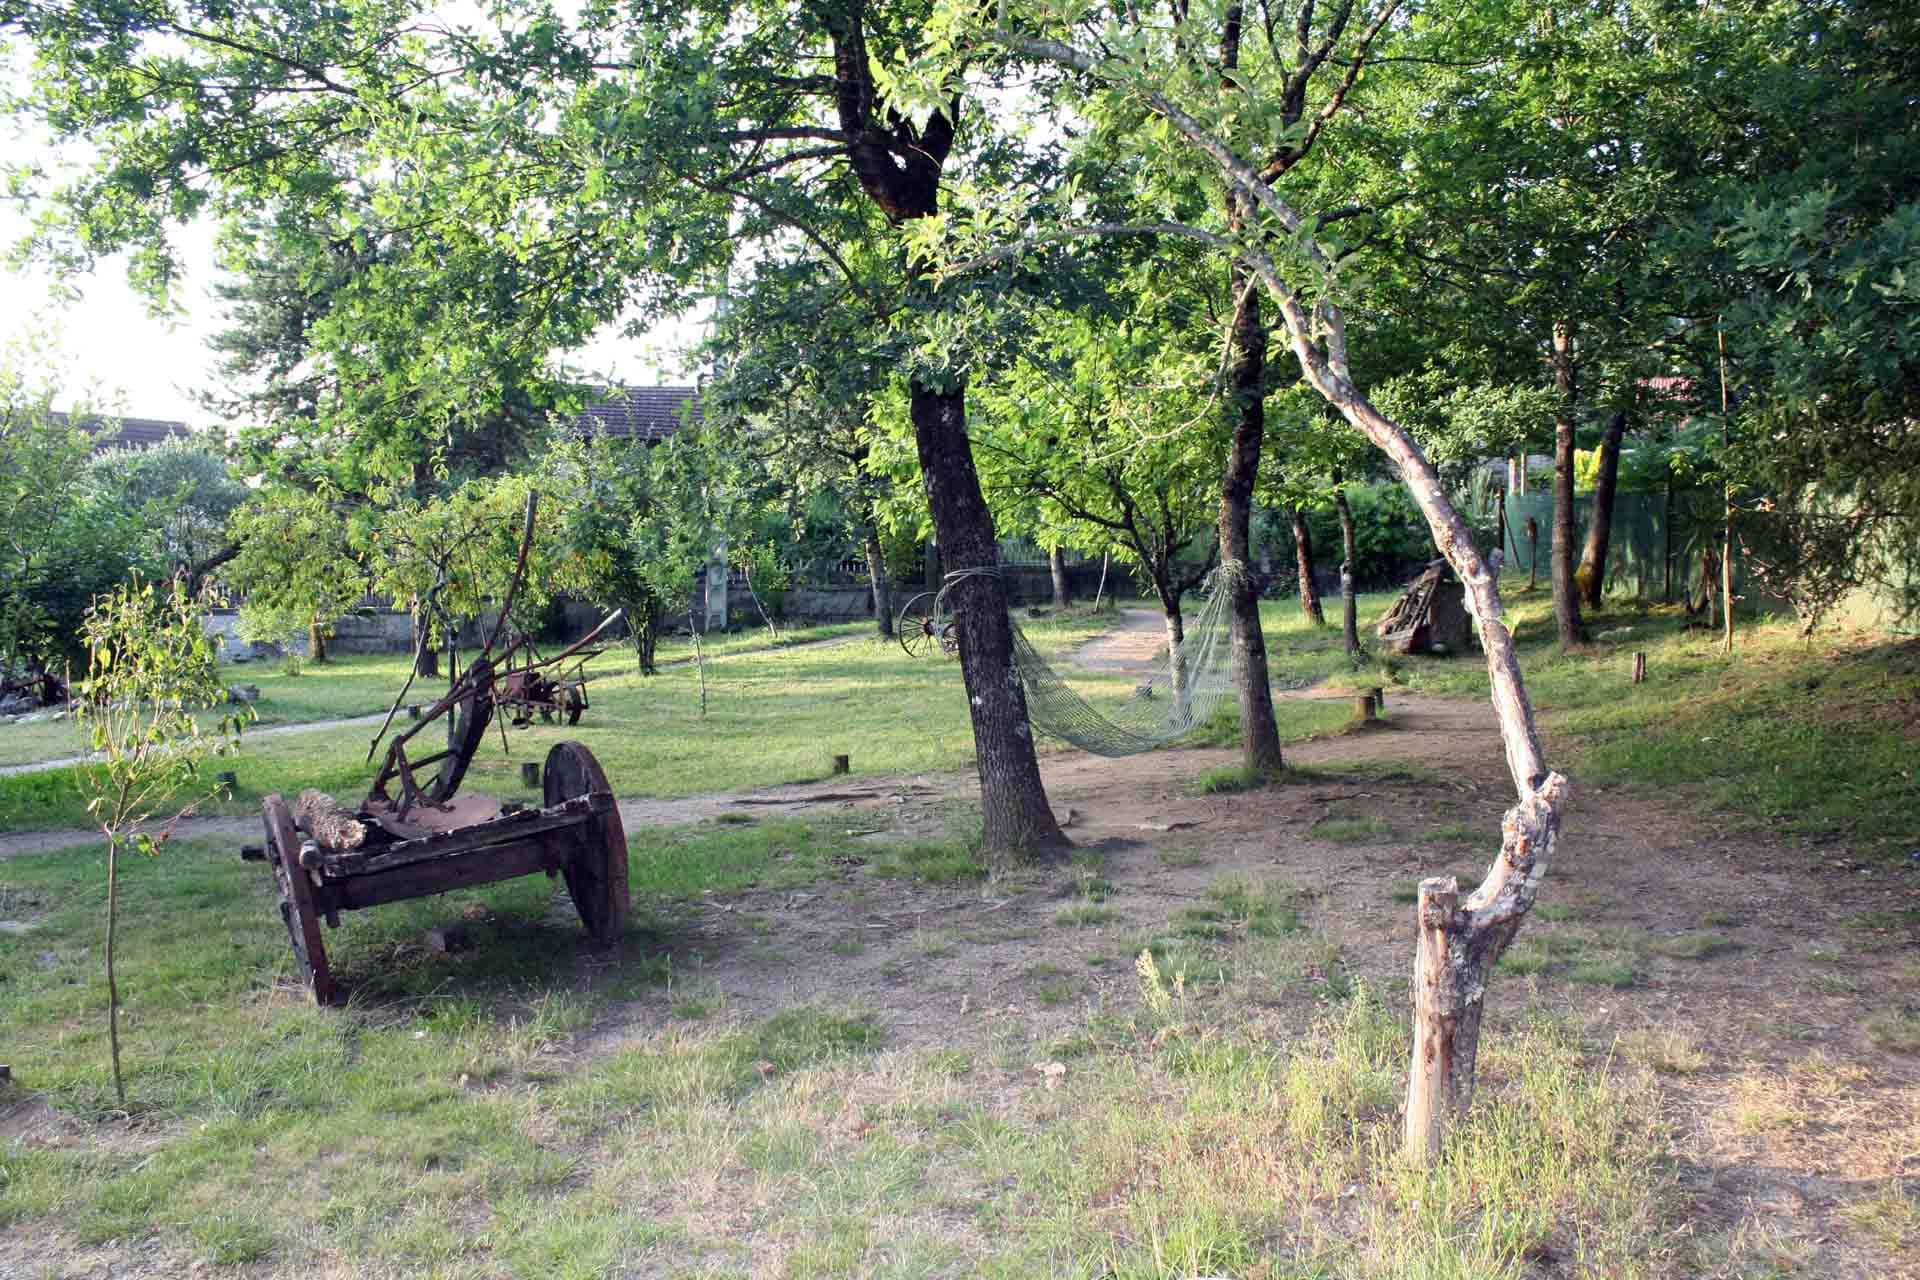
[1353,693,1377,722]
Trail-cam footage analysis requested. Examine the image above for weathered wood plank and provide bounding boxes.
[319,792,612,877]
[320,836,576,911]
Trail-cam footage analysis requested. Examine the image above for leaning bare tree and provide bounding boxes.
[903,0,1571,1161]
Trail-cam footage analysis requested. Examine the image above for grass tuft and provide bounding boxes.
[1313,815,1391,843]
[1862,1011,1920,1054]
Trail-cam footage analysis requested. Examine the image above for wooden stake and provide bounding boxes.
[1354,693,1376,722]
[689,608,708,717]
[1631,652,1647,684]
[831,754,850,775]
[1719,325,1735,656]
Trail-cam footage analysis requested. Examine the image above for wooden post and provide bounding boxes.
[831,754,850,775]
[1354,692,1376,722]
[1719,325,1735,656]
[520,761,541,788]
[1369,686,1384,713]
[1631,652,1646,684]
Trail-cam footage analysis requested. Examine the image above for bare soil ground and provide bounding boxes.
[5,610,1916,1276]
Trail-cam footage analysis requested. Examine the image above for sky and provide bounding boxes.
[0,117,702,428]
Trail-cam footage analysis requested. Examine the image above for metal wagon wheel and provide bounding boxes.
[896,592,943,659]
[563,683,586,726]
[264,793,335,1005]
[543,742,628,944]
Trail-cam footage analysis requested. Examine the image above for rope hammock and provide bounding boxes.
[935,564,1243,758]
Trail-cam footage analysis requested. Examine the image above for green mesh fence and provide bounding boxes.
[1503,487,1724,602]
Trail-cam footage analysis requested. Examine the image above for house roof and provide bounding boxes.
[46,410,196,453]
[569,386,700,443]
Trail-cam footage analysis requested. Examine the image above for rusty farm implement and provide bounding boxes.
[240,496,629,1003]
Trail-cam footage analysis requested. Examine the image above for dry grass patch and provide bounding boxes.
[1864,1010,1920,1054]
[1715,1054,1920,1180]
[1618,1026,1711,1076]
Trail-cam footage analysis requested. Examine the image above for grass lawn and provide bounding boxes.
[0,827,1677,1276]
[5,585,1914,1276]
[0,608,1364,834]
[0,653,426,769]
[1258,581,1920,860]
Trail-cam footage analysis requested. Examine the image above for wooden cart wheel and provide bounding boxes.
[543,742,628,943]
[264,793,335,1005]
[938,622,961,656]
[897,592,940,659]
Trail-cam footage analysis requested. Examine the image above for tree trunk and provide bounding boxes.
[1336,484,1360,656]
[1575,409,1626,609]
[1289,507,1326,626]
[1152,566,1190,709]
[1550,324,1584,647]
[865,530,894,638]
[1222,255,1284,777]
[825,10,1060,856]
[106,833,125,1105]
[911,383,1067,856]
[410,608,439,677]
[630,596,659,676]
[307,620,328,664]
[1049,545,1072,610]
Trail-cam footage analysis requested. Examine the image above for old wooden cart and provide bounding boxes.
[242,498,628,1003]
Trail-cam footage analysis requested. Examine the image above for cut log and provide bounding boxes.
[294,790,368,851]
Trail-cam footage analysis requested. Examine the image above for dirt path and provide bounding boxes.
[1070,606,1169,674]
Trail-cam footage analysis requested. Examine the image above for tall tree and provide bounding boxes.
[2,0,1076,852]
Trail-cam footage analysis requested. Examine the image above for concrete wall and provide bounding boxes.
[201,608,415,660]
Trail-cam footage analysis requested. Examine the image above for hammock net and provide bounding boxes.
[936,565,1241,758]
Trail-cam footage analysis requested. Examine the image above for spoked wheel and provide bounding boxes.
[896,592,941,659]
[264,793,335,1005]
[938,622,961,656]
[564,684,586,726]
[543,742,628,944]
